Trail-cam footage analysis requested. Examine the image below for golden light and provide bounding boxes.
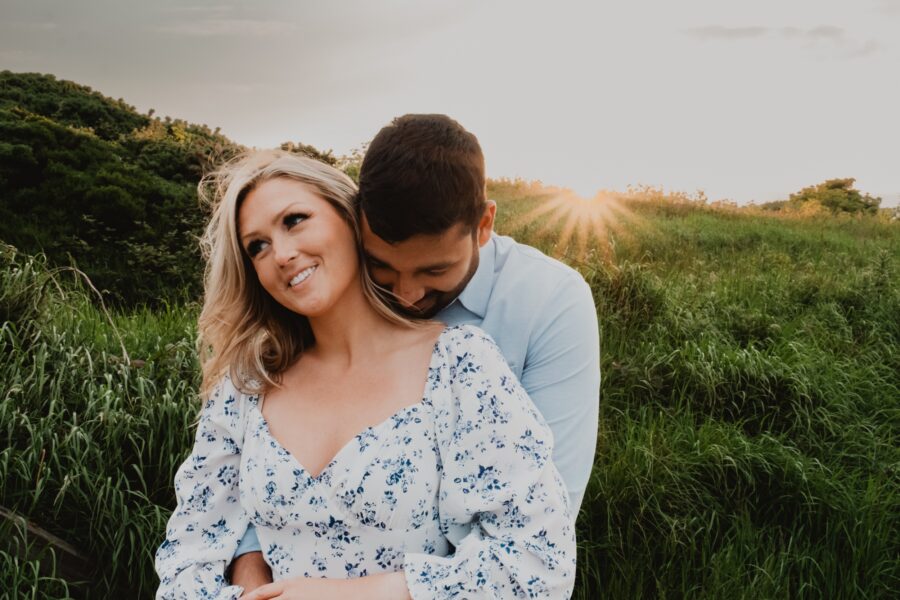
[505,187,648,265]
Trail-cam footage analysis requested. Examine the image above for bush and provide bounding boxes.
[788,178,881,215]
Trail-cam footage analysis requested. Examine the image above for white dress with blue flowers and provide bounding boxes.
[155,325,576,599]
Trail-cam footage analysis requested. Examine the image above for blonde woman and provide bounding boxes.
[155,151,575,599]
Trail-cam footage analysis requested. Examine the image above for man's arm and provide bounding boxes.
[229,525,273,591]
[519,275,600,515]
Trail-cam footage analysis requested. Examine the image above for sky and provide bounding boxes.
[2,0,898,206]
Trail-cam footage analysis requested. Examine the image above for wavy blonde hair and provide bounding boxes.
[197,150,412,396]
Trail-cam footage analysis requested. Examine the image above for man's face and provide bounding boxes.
[361,206,494,319]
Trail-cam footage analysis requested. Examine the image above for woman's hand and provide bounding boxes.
[239,571,411,600]
[239,577,345,600]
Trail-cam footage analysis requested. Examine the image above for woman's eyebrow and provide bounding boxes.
[240,203,305,243]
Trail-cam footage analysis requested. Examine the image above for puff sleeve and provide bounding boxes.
[403,326,577,599]
[155,376,251,600]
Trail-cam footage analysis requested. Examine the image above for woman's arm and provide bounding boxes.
[402,326,577,599]
[155,377,252,600]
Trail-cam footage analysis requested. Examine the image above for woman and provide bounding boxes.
[155,150,575,599]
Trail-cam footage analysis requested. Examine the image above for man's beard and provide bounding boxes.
[378,245,480,320]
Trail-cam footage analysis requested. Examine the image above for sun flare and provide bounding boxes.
[506,189,646,264]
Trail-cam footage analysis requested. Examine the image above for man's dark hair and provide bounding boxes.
[358,114,486,243]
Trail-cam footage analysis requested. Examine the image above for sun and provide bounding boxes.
[570,183,600,199]
[505,188,647,264]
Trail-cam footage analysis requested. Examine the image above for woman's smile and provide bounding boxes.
[288,265,317,288]
[238,177,361,318]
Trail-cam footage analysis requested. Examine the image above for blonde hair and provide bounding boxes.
[197,149,412,396]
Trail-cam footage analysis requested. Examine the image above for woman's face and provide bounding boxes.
[237,177,360,318]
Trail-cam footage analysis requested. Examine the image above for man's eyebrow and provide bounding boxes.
[364,252,454,273]
[364,252,391,267]
[414,261,454,273]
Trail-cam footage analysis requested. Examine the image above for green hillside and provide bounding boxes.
[1,75,898,599]
[0,72,242,306]
[0,72,340,307]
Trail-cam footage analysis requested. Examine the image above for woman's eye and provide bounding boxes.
[246,240,267,257]
[284,213,308,228]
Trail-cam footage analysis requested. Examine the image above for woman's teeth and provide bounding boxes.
[289,266,317,287]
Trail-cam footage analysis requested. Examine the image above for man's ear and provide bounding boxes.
[477,200,496,247]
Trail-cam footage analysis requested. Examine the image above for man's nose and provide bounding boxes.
[394,276,426,306]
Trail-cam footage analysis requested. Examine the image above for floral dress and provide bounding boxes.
[155,325,576,599]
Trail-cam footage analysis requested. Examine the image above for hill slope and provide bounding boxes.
[1,74,898,599]
[0,71,337,306]
[2,190,898,598]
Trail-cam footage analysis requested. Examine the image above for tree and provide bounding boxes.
[0,71,338,306]
[789,178,881,215]
[279,141,337,165]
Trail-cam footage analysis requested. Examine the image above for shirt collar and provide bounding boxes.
[454,234,496,318]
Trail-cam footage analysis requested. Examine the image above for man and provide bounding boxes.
[230,114,600,591]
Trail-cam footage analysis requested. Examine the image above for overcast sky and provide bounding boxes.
[2,0,898,205]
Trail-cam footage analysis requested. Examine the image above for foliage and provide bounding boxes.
[1,244,200,598]
[0,106,208,306]
[0,72,336,308]
[783,178,881,215]
[279,141,338,166]
[336,144,368,183]
[495,192,900,598]
[2,72,898,599]
[0,71,149,141]
[487,176,551,200]
[2,194,899,598]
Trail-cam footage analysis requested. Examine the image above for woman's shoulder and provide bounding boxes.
[436,322,494,343]
[429,324,521,400]
[207,372,262,401]
[430,324,554,461]
[435,323,502,361]
[201,372,261,423]
[380,322,495,359]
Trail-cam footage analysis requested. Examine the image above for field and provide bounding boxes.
[1,186,898,599]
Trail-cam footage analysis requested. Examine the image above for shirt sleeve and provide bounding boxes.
[520,274,600,514]
[233,523,262,557]
[155,376,250,600]
[403,326,576,599]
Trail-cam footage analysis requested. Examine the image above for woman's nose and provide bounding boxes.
[273,239,298,266]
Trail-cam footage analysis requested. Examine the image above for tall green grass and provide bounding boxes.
[1,245,200,598]
[494,193,899,598]
[2,193,898,598]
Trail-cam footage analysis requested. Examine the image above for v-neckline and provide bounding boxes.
[253,325,452,481]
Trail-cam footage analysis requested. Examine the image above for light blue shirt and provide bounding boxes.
[233,233,600,557]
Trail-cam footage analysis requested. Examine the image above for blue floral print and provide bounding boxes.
[155,325,575,599]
